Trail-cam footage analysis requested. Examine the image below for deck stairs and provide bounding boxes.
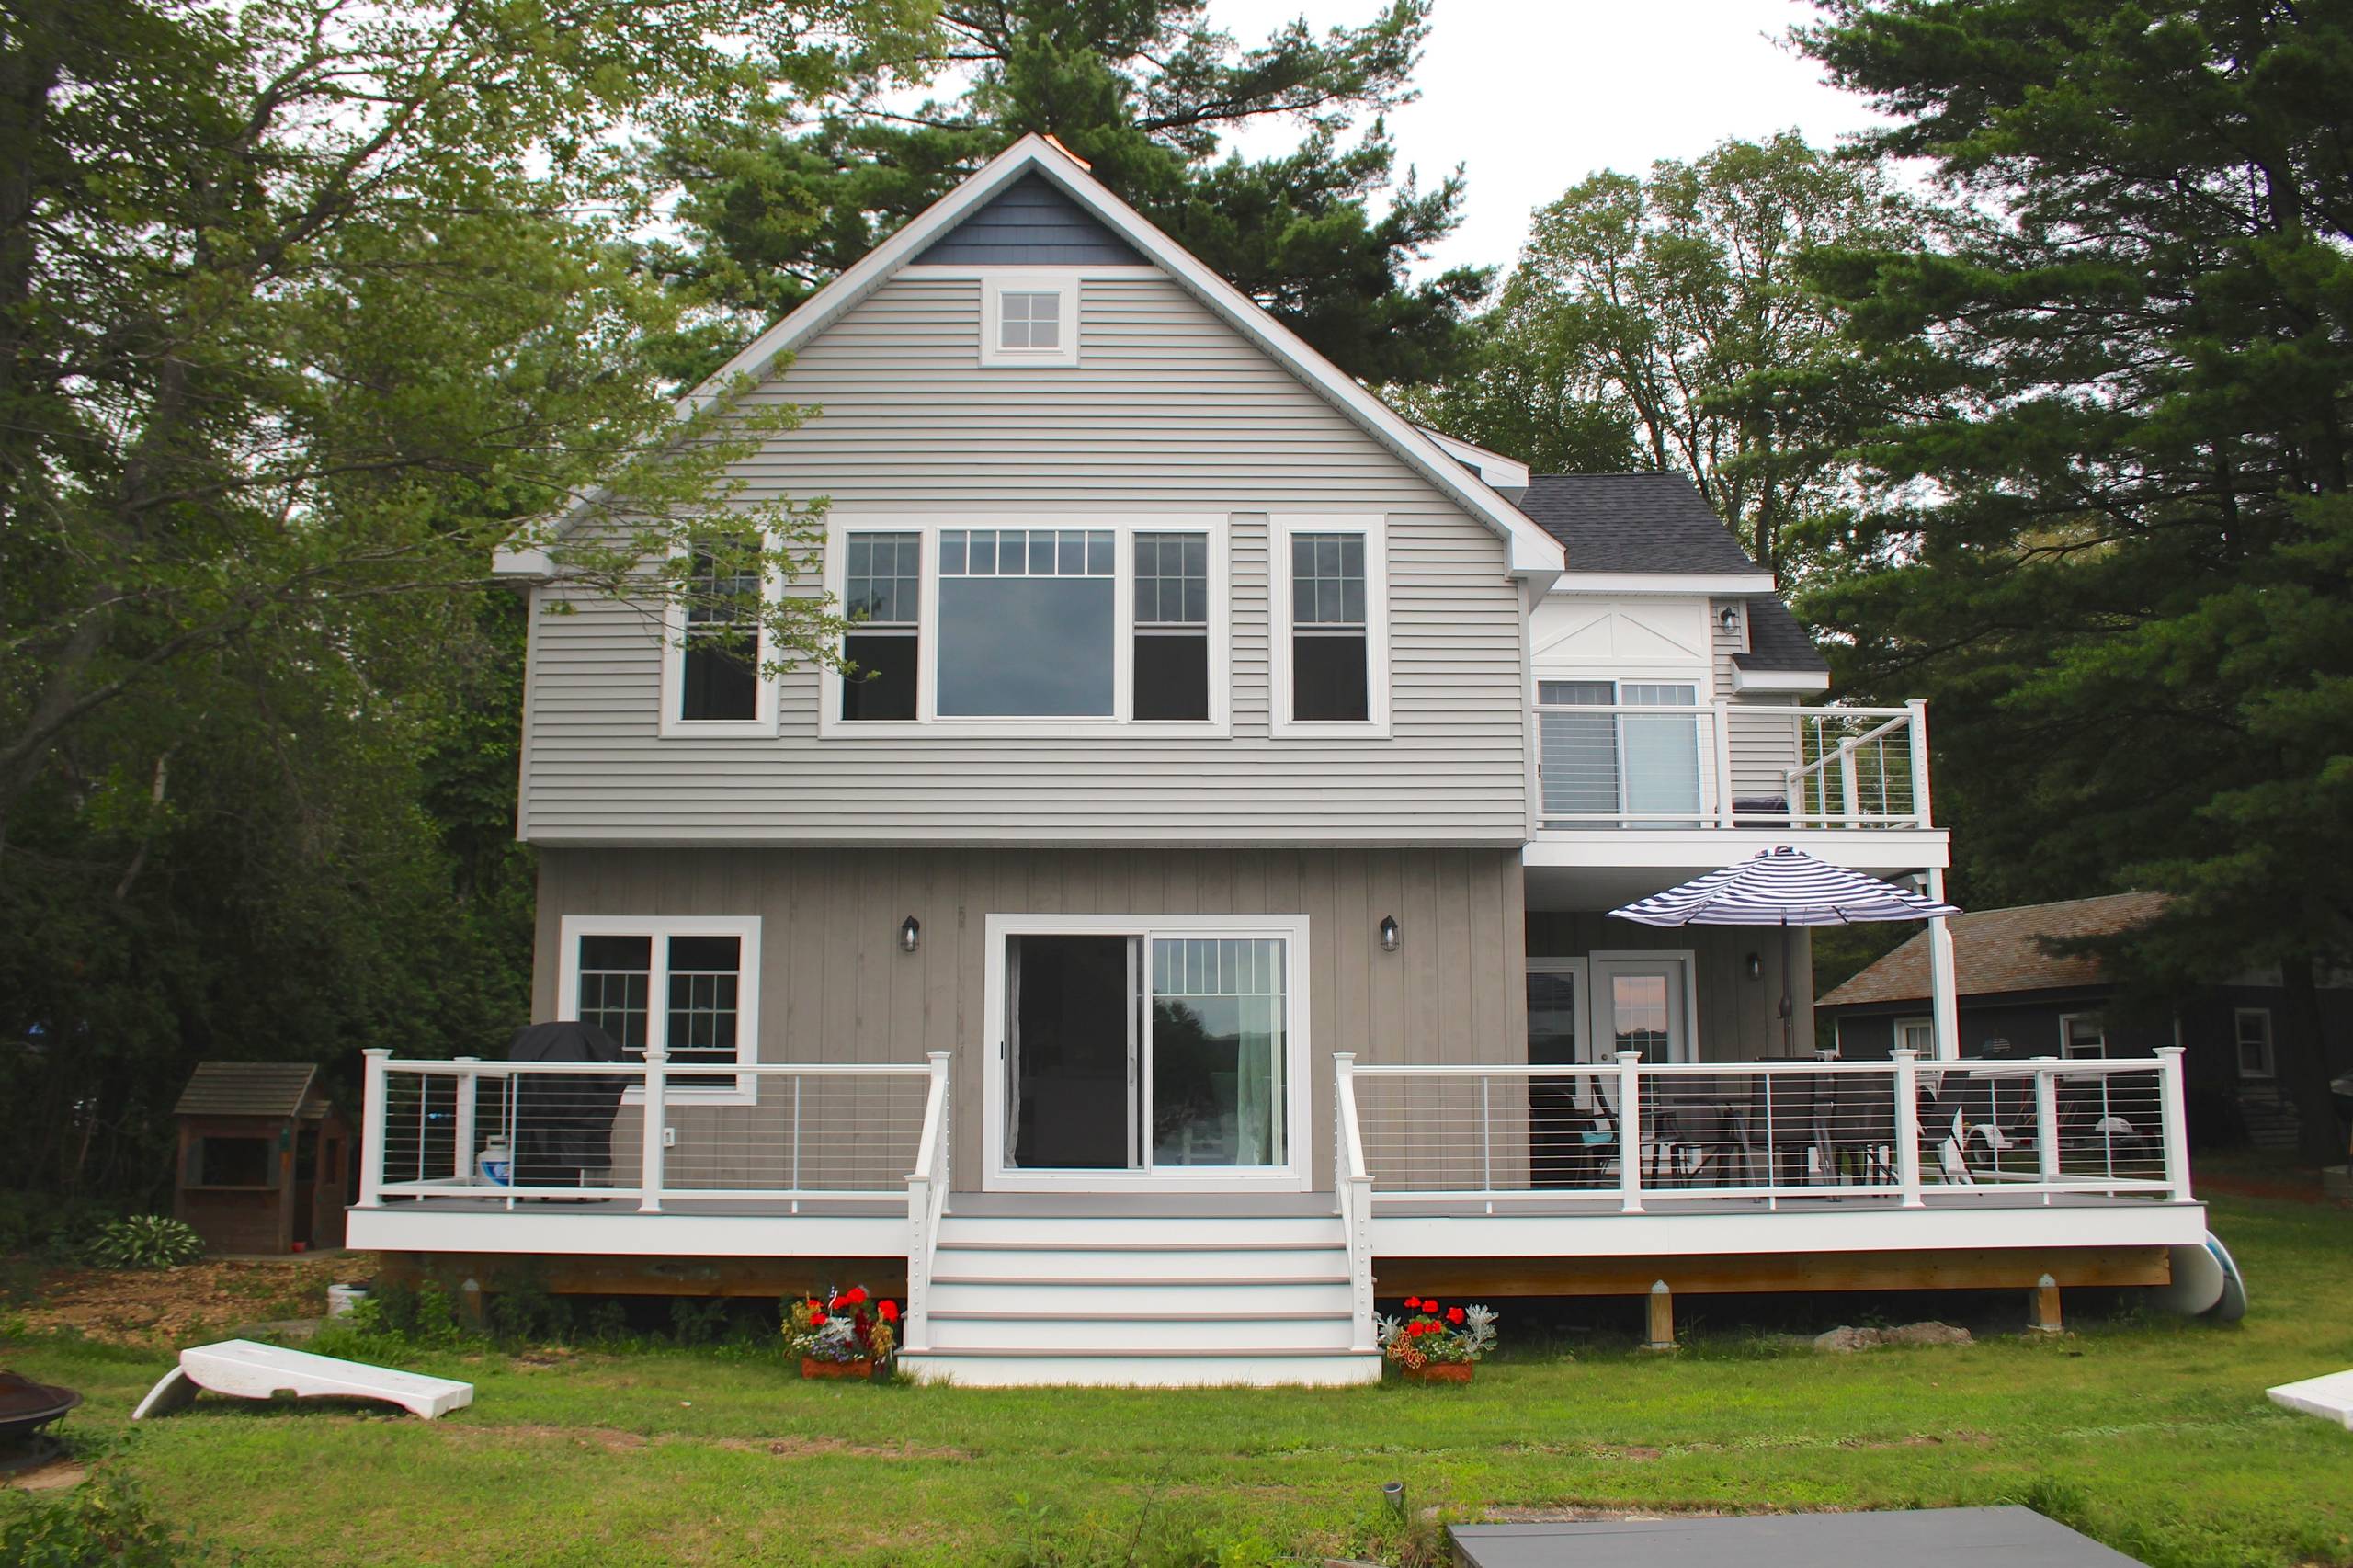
[897,1206,1380,1387]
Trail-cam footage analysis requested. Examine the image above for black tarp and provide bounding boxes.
[506,1021,630,1186]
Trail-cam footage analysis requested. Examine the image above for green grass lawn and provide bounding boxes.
[6,1193,2350,1567]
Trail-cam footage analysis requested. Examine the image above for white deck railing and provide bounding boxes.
[1335,1049,2192,1212]
[356,1048,949,1214]
[1533,697,1933,831]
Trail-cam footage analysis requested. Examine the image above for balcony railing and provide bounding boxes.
[1335,1050,2192,1212]
[1534,697,1933,831]
[355,1049,954,1341]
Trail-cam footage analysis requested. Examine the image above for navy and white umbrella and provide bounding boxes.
[1609,846,1961,1051]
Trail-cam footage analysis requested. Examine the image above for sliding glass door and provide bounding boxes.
[988,916,1308,1188]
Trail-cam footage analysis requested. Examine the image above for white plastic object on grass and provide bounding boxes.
[132,1339,472,1421]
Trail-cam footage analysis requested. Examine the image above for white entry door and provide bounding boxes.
[1591,955,1695,1063]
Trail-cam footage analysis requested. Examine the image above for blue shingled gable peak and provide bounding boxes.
[912,170,1147,267]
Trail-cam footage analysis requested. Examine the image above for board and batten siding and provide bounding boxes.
[521,273,1529,846]
[536,846,1528,1191]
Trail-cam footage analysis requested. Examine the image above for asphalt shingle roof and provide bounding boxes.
[1517,472,1762,575]
[174,1061,321,1119]
[1737,597,1831,674]
[1816,892,2172,1009]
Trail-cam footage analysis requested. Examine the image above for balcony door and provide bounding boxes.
[984,914,1311,1191]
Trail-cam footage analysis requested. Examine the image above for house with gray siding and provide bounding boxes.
[349,136,2209,1384]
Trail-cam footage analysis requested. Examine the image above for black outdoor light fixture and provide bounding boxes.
[899,915,921,954]
[1746,950,1763,980]
[1379,915,1401,953]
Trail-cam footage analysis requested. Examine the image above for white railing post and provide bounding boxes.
[904,1051,952,1352]
[1906,699,1933,827]
[2154,1046,2194,1201]
[1334,1054,1376,1352]
[1892,1049,1924,1209]
[1839,738,1862,825]
[638,1044,666,1213]
[2034,1058,2061,1203]
[451,1056,480,1185]
[1926,867,1961,1060]
[358,1049,391,1209]
[1616,1051,1644,1214]
[1711,701,1735,827]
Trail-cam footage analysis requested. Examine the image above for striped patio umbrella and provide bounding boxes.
[1609,846,1962,1052]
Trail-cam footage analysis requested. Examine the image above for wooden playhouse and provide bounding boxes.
[172,1062,351,1254]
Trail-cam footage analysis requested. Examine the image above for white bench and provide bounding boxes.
[133,1339,473,1421]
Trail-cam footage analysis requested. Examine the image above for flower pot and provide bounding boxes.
[800,1357,875,1381]
[1403,1361,1473,1384]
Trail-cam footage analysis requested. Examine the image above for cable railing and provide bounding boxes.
[1336,1050,2191,1212]
[1532,697,1933,831]
[356,1050,946,1212]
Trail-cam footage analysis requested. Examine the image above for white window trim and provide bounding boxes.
[980,912,1313,1193]
[2234,1006,2276,1080]
[1590,949,1699,1064]
[979,272,1081,367]
[656,536,781,740]
[556,915,762,1106]
[2057,1011,2107,1059]
[816,514,1231,739]
[1894,1016,1935,1056]
[1268,512,1392,738]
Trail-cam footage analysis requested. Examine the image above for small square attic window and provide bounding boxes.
[982,276,1080,367]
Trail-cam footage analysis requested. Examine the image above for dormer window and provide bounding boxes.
[982,275,1080,367]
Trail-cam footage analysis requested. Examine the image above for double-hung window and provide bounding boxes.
[841,532,921,721]
[662,535,772,734]
[2059,1013,2107,1058]
[1269,515,1389,734]
[2234,1007,2275,1079]
[560,915,761,1101]
[825,517,1226,732]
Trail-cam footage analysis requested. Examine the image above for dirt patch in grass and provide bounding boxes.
[9,1254,358,1345]
[710,1434,973,1462]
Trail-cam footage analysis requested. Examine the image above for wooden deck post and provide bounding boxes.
[1643,1280,1676,1352]
[2029,1273,2063,1335]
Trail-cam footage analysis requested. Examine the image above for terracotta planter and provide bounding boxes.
[1403,1360,1474,1384]
[800,1357,876,1381]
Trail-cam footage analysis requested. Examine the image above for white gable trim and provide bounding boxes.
[1552,571,1779,596]
[501,136,1564,584]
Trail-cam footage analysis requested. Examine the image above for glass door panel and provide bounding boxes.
[1528,963,1594,1187]
[1618,682,1700,824]
[1006,935,1139,1169]
[1594,958,1691,1062]
[1150,937,1287,1167]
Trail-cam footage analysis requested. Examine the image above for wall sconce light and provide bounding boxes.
[899,916,921,954]
[1718,605,1742,634]
[1745,950,1763,980]
[1379,915,1401,953]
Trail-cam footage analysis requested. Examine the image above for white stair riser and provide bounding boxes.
[933,1245,1342,1281]
[938,1215,1338,1247]
[899,1353,1383,1388]
[928,1279,1353,1317]
[929,1313,1355,1352]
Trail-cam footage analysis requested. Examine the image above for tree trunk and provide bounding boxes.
[2277,953,2345,1165]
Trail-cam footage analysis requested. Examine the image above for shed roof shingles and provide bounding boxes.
[1516,472,1763,575]
[1816,891,2172,1009]
[174,1061,321,1119]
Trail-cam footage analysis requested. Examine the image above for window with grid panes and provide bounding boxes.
[1290,531,1368,722]
[840,532,920,721]
[678,538,760,722]
[1132,531,1210,720]
[936,527,1116,716]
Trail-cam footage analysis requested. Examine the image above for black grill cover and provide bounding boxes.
[506,1021,629,1185]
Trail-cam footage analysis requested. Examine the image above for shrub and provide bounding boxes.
[83,1216,204,1270]
[0,1192,124,1261]
[0,1461,204,1566]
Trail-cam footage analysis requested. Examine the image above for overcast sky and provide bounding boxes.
[1208,0,1893,279]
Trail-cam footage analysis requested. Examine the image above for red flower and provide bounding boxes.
[1404,1296,1422,1311]
[878,1300,900,1324]
[809,1308,827,1324]
[844,1286,868,1306]
[1447,1306,1466,1325]
[1421,1301,1439,1316]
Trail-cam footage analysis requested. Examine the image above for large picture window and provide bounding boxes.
[1268,514,1389,735]
[558,916,761,1100]
[824,517,1227,733]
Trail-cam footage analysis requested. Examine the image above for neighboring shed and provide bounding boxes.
[173,1062,350,1255]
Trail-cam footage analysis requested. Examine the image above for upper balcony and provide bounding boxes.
[1526,695,1948,888]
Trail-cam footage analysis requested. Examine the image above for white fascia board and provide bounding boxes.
[648,134,1565,585]
[1552,571,1779,596]
[493,543,554,579]
[1732,666,1833,693]
[1417,426,1531,493]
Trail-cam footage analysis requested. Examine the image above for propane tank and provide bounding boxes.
[476,1136,514,1187]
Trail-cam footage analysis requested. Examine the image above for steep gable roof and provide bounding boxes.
[501,136,1563,581]
[1817,891,2172,1008]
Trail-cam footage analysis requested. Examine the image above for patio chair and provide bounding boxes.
[1822,1070,1899,1185]
[1658,1075,1743,1188]
[1740,1067,1827,1188]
